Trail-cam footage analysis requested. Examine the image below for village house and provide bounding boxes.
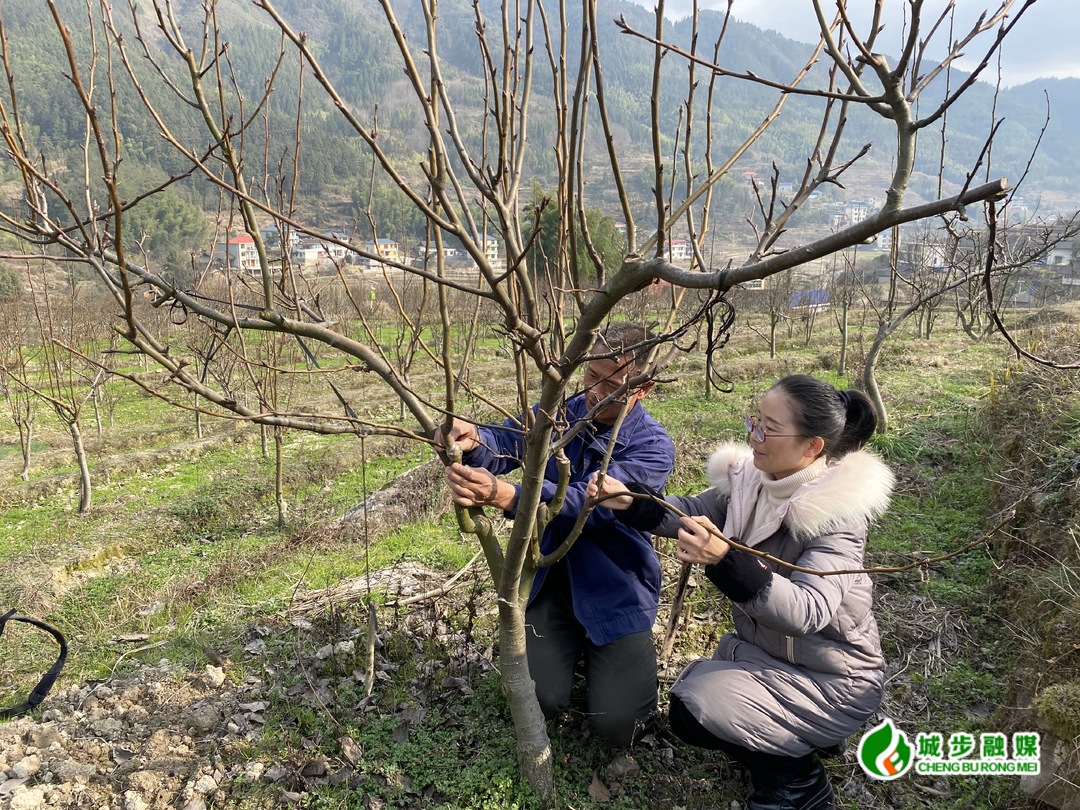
[832,200,872,230]
[290,241,329,268]
[847,200,869,224]
[415,235,501,270]
[416,245,462,263]
[1048,239,1079,287]
[259,224,300,252]
[1046,239,1076,268]
[358,238,402,270]
[480,234,502,268]
[214,233,259,272]
[789,288,832,313]
[667,238,693,263]
[318,232,351,262]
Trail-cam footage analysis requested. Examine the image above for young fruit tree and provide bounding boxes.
[0,0,1038,799]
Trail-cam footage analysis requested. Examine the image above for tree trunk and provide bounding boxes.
[838,301,849,375]
[497,597,554,803]
[863,323,890,433]
[957,306,981,340]
[19,419,32,482]
[70,420,92,514]
[274,429,286,529]
[803,310,816,347]
[194,393,203,439]
[93,387,103,437]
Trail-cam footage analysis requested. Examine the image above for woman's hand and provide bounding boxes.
[676,515,730,565]
[585,472,633,510]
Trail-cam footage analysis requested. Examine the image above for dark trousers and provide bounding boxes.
[669,694,821,788]
[525,565,657,748]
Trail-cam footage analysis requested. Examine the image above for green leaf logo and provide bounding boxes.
[857,718,914,780]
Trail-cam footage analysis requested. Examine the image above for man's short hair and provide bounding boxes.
[592,323,654,374]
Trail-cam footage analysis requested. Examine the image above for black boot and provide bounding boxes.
[745,754,834,810]
[667,697,835,810]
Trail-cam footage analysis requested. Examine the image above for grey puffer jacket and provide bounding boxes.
[641,442,894,754]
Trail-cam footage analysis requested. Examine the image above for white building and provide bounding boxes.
[318,232,350,262]
[1046,240,1076,267]
[260,223,300,251]
[847,201,869,224]
[667,239,693,262]
[291,242,329,267]
[479,234,501,267]
[214,233,259,272]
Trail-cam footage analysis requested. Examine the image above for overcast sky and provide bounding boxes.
[634,0,1076,87]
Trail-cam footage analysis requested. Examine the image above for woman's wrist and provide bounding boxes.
[620,482,668,530]
[704,547,772,602]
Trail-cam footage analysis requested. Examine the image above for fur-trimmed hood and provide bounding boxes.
[706,441,894,539]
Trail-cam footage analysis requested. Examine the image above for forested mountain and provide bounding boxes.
[2,0,1077,247]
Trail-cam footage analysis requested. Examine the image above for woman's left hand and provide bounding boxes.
[676,515,730,565]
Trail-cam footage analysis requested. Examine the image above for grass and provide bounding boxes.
[1,305,1078,808]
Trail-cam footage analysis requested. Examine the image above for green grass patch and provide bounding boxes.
[1,308,1076,809]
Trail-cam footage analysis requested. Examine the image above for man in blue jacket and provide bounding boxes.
[437,323,675,748]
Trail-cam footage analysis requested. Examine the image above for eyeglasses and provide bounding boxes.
[745,415,803,443]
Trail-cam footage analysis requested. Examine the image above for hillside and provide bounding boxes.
[1,0,1077,238]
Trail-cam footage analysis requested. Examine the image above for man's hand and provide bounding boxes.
[434,418,481,455]
[446,462,518,511]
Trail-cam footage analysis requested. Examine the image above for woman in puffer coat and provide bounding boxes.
[588,374,894,810]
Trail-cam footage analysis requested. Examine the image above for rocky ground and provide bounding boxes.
[0,557,498,810]
[1,659,262,810]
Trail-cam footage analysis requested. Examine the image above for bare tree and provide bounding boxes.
[860,208,1080,430]
[900,221,959,340]
[827,241,866,375]
[745,271,797,359]
[0,294,37,481]
[0,0,1037,797]
[8,267,110,513]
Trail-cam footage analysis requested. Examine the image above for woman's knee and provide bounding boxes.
[669,694,732,751]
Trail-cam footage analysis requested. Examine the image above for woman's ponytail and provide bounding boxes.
[833,388,877,457]
[772,375,878,458]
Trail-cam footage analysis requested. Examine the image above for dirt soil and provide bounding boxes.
[1,660,262,810]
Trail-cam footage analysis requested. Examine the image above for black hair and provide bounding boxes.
[770,374,877,459]
[592,322,654,374]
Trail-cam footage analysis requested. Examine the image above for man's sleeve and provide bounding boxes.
[460,415,527,476]
[541,428,676,531]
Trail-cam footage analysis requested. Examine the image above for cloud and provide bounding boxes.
[634,0,1077,87]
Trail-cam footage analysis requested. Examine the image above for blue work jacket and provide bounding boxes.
[463,394,675,645]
